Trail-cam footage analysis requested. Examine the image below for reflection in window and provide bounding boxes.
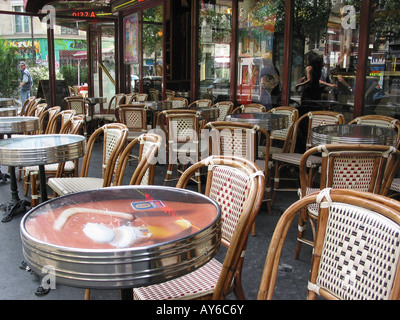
[142,6,163,95]
[289,1,358,121]
[237,0,280,110]
[366,1,400,118]
[199,1,232,102]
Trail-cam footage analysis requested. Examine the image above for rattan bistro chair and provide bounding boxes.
[113,133,162,186]
[258,188,400,300]
[170,97,188,108]
[27,116,85,207]
[93,93,126,127]
[203,121,271,220]
[349,114,400,140]
[295,143,400,259]
[158,109,203,192]
[83,132,162,300]
[188,99,212,108]
[116,104,155,142]
[231,103,266,114]
[211,101,234,121]
[271,111,346,203]
[266,106,299,156]
[19,96,36,116]
[63,96,92,138]
[132,155,265,300]
[48,123,128,197]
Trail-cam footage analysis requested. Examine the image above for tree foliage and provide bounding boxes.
[275,0,332,44]
[0,39,20,98]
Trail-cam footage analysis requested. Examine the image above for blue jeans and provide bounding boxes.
[20,89,30,104]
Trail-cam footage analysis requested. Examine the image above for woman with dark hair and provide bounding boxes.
[294,52,335,103]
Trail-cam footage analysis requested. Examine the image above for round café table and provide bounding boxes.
[0,133,86,222]
[226,112,289,131]
[0,107,17,117]
[0,116,39,217]
[310,124,398,147]
[20,185,221,299]
[0,98,15,107]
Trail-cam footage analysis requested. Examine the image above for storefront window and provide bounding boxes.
[100,25,115,104]
[142,5,163,95]
[289,0,360,121]
[365,0,400,118]
[237,0,281,110]
[198,0,232,102]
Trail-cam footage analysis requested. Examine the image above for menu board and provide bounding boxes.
[36,80,69,107]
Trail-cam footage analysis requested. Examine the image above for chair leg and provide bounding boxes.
[271,161,281,205]
[30,172,39,208]
[294,207,312,259]
[163,164,174,186]
[195,169,202,193]
[24,173,30,197]
[84,289,91,300]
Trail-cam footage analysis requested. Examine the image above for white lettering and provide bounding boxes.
[341,5,356,30]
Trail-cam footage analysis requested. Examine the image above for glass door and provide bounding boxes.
[142,5,163,96]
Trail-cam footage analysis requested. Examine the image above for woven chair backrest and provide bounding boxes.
[118,104,147,132]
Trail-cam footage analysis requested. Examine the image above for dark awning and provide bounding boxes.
[24,0,51,13]
[24,0,113,16]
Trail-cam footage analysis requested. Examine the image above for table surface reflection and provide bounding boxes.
[226,112,289,131]
[20,185,221,289]
[310,124,398,146]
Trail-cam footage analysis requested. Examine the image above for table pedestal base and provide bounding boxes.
[0,169,9,182]
[1,166,29,222]
[1,199,30,222]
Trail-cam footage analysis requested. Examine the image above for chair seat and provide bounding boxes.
[24,161,75,175]
[48,177,104,196]
[390,178,400,193]
[272,152,322,167]
[133,258,223,300]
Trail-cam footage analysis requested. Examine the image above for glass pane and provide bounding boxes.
[290,0,360,122]
[101,25,115,106]
[142,6,163,95]
[199,0,232,102]
[237,0,281,110]
[366,1,400,118]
